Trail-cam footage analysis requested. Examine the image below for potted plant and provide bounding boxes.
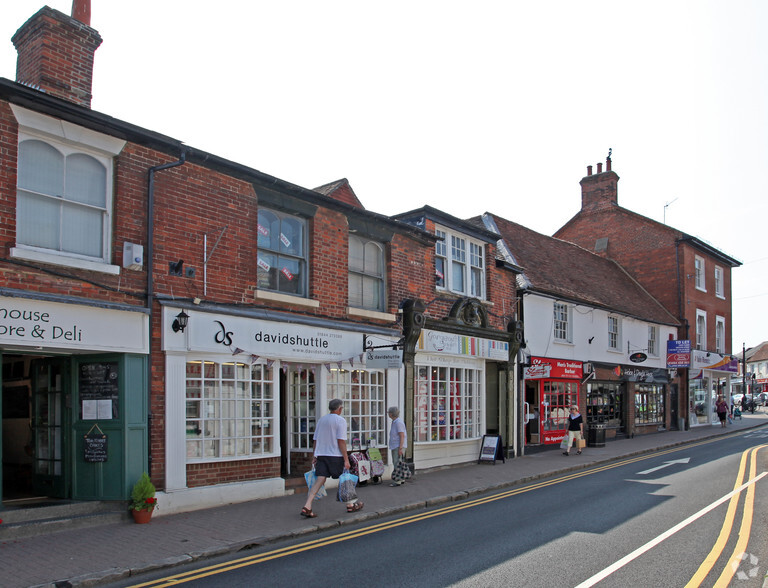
[130,472,157,524]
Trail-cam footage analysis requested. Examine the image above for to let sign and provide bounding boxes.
[666,340,691,368]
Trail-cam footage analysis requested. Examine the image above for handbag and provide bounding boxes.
[304,467,326,499]
[337,468,358,502]
[392,458,412,483]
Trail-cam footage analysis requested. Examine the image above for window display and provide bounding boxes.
[414,364,482,442]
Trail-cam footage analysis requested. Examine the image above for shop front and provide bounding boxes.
[411,328,511,469]
[160,303,401,514]
[586,362,669,438]
[0,295,149,505]
[688,350,737,426]
[524,357,582,447]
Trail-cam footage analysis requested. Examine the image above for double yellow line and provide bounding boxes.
[130,436,761,587]
[685,444,766,587]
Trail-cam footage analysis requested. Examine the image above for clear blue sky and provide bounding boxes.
[2,1,766,351]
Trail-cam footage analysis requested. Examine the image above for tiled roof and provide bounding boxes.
[746,342,768,361]
[483,213,679,326]
[313,178,365,209]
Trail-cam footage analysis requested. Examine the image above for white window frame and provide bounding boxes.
[647,325,658,357]
[434,225,486,299]
[327,368,386,447]
[184,359,277,463]
[607,315,621,351]
[715,316,725,354]
[553,302,572,343]
[696,310,707,350]
[348,234,386,312]
[714,266,724,298]
[694,256,706,291]
[10,105,125,274]
[414,362,484,442]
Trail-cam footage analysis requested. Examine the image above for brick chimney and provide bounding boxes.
[12,1,101,108]
[579,156,619,212]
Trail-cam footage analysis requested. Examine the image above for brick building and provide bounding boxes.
[0,3,520,513]
[554,158,741,429]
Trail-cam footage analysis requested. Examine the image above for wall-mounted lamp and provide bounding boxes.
[169,259,184,276]
[172,310,189,333]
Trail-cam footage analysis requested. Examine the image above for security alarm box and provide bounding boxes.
[123,242,144,270]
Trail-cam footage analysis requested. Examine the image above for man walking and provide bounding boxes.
[301,399,363,518]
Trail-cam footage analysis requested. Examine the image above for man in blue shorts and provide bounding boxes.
[301,398,363,517]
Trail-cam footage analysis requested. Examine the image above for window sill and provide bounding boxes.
[347,307,396,321]
[255,290,319,308]
[10,247,120,275]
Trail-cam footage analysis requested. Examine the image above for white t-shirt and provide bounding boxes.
[313,412,347,457]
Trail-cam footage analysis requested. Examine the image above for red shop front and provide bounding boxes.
[524,357,583,446]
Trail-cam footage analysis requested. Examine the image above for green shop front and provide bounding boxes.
[0,295,148,506]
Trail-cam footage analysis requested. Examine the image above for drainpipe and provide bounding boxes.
[146,150,187,469]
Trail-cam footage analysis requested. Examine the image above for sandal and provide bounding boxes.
[346,501,364,513]
[300,507,317,518]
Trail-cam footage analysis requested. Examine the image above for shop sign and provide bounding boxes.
[614,366,669,383]
[416,329,509,360]
[524,357,583,380]
[691,350,739,373]
[365,349,403,369]
[666,339,691,368]
[629,352,647,363]
[0,296,148,353]
[166,308,397,362]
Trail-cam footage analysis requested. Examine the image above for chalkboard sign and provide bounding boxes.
[79,362,119,420]
[478,435,505,464]
[84,431,108,462]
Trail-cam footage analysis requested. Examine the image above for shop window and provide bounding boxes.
[634,384,664,426]
[541,380,578,433]
[185,361,275,461]
[257,208,307,296]
[328,369,386,446]
[586,382,623,428]
[414,364,483,442]
[289,366,316,450]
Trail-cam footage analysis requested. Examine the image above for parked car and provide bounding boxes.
[758,392,768,406]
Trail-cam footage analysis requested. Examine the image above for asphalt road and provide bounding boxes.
[112,431,768,588]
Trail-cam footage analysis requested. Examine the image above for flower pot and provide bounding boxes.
[132,509,153,524]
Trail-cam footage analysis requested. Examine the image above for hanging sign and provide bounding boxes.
[629,352,648,363]
[83,424,107,462]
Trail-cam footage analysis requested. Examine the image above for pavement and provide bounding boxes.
[3,412,768,588]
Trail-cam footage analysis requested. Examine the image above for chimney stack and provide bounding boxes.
[12,2,101,108]
[580,158,620,212]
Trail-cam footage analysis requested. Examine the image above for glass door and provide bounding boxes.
[31,359,70,497]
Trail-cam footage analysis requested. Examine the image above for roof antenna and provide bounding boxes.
[664,197,678,225]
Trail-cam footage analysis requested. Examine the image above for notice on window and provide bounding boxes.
[82,399,113,420]
[79,362,119,420]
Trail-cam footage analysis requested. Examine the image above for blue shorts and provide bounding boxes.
[315,456,344,479]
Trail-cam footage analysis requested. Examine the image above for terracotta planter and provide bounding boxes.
[131,508,153,524]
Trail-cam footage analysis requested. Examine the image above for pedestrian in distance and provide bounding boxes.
[715,395,729,428]
[563,405,584,456]
[301,399,363,518]
[388,406,407,486]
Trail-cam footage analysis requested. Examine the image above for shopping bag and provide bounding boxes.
[304,467,326,499]
[356,459,371,482]
[560,435,570,450]
[367,447,386,477]
[392,458,412,483]
[337,469,358,502]
[576,438,586,449]
[349,451,368,477]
